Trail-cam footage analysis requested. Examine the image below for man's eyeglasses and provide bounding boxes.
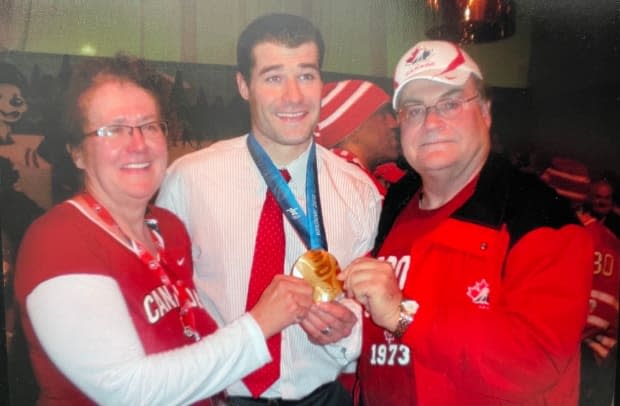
[398,94,479,126]
[85,121,168,139]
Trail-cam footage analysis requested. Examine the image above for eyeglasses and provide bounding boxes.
[398,94,479,126]
[85,121,168,139]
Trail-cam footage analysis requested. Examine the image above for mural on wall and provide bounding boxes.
[0,62,53,210]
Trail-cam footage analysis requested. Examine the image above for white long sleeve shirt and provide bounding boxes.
[17,201,271,405]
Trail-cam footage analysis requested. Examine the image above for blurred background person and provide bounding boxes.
[588,178,620,238]
[14,54,313,405]
[542,157,620,406]
[316,79,403,195]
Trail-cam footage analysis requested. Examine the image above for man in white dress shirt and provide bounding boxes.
[157,13,382,405]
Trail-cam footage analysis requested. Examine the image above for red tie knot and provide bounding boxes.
[280,169,291,183]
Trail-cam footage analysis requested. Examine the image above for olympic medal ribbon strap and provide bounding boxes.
[247,134,328,251]
[81,192,203,341]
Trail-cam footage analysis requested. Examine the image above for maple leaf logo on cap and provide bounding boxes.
[405,47,432,66]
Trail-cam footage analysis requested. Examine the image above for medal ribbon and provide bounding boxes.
[81,192,201,341]
[247,134,328,250]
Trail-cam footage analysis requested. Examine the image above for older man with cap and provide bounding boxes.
[317,80,402,195]
[339,40,593,405]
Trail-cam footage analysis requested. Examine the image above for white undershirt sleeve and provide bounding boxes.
[27,274,270,406]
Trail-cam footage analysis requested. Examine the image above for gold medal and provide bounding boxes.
[292,249,343,302]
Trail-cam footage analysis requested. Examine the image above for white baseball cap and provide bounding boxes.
[392,40,483,109]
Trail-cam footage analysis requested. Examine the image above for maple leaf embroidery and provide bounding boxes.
[467,279,490,305]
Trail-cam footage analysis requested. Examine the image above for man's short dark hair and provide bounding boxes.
[236,13,325,81]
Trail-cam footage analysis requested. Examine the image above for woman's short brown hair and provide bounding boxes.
[62,53,172,148]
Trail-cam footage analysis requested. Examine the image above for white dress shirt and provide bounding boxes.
[157,135,382,399]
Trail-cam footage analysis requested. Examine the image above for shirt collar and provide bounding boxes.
[280,141,314,190]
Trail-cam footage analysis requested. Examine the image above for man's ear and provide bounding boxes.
[236,72,250,101]
[481,100,492,129]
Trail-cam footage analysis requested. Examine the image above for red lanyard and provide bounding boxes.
[81,192,201,342]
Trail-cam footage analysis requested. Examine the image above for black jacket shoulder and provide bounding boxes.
[374,154,580,254]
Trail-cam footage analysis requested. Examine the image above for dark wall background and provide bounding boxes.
[525,1,619,179]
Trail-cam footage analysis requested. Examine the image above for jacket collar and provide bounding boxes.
[374,154,511,254]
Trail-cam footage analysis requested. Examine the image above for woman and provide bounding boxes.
[14,55,313,405]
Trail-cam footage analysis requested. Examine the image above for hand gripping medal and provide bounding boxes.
[293,249,344,302]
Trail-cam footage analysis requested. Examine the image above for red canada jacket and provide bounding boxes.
[362,155,593,406]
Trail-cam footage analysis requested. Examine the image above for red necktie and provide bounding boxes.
[243,170,290,397]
